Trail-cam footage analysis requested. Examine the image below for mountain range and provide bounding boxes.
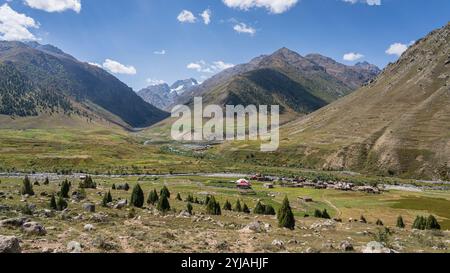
[0,41,168,129]
[137,78,199,110]
[173,48,380,117]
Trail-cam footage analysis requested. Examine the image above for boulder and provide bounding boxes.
[67,241,82,253]
[340,240,354,252]
[362,241,397,253]
[177,211,191,218]
[82,203,96,213]
[22,221,47,236]
[239,221,268,233]
[272,240,285,247]
[84,224,95,232]
[0,236,21,253]
[0,217,28,228]
[114,199,128,209]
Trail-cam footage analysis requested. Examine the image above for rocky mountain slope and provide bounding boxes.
[0,41,168,128]
[274,23,450,180]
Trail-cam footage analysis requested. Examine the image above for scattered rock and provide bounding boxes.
[22,222,47,236]
[67,241,82,253]
[362,241,397,253]
[90,213,109,223]
[239,221,269,233]
[272,240,285,247]
[0,236,21,253]
[340,241,354,252]
[177,211,191,218]
[310,220,336,230]
[82,203,96,213]
[84,224,95,232]
[114,199,128,209]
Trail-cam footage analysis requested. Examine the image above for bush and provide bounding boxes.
[396,216,405,229]
[157,194,171,213]
[223,200,232,211]
[278,197,295,230]
[264,205,276,215]
[376,219,384,226]
[160,186,170,199]
[147,189,159,205]
[21,176,34,196]
[360,215,367,224]
[44,177,50,185]
[60,179,70,198]
[206,196,221,215]
[187,202,193,215]
[413,216,427,230]
[234,200,242,212]
[130,184,145,208]
[56,196,68,211]
[79,176,97,189]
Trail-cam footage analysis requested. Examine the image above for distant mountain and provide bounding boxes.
[0,41,168,128]
[174,48,380,116]
[273,23,450,180]
[138,78,198,110]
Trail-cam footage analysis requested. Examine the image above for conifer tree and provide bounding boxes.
[426,215,441,230]
[49,194,57,210]
[59,179,70,198]
[360,215,367,224]
[147,189,159,205]
[160,186,170,198]
[376,219,384,226]
[130,184,144,208]
[21,176,34,196]
[157,194,171,213]
[321,209,331,219]
[223,200,232,211]
[264,204,276,215]
[112,184,116,190]
[242,203,250,214]
[314,209,322,218]
[234,199,242,212]
[44,177,50,185]
[102,191,113,207]
[413,216,426,230]
[206,196,221,215]
[254,201,266,214]
[56,196,68,211]
[176,193,182,201]
[278,197,295,230]
[187,202,193,215]
[396,216,405,229]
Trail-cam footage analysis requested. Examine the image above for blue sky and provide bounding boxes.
[0,0,449,90]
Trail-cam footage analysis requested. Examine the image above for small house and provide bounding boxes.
[236,179,252,189]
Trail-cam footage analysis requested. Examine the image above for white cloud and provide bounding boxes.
[233,23,256,36]
[177,10,196,23]
[343,0,381,6]
[146,78,166,86]
[222,0,298,14]
[0,4,39,41]
[153,49,166,55]
[187,60,234,74]
[88,62,102,68]
[102,59,137,75]
[385,42,408,56]
[25,0,81,13]
[343,52,364,61]
[200,9,211,25]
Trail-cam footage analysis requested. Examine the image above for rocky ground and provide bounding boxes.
[1,176,449,253]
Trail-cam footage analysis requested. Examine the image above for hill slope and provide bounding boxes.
[275,23,450,179]
[0,41,168,128]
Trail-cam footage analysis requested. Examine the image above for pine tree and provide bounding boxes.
[176,193,182,201]
[160,186,170,198]
[234,200,242,212]
[79,176,96,189]
[223,200,232,211]
[186,194,194,203]
[206,196,221,215]
[413,216,426,230]
[426,215,441,230]
[278,197,295,230]
[254,201,266,214]
[124,183,130,191]
[102,191,113,207]
[130,184,145,208]
[44,177,50,185]
[56,196,68,211]
[147,189,159,205]
[112,184,116,190]
[314,209,322,218]
[21,176,34,196]
[205,195,211,206]
[187,202,193,215]
[396,216,405,229]
[376,219,384,226]
[49,194,57,210]
[157,194,171,213]
[264,205,276,215]
[242,203,250,214]
[360,215,367,224]
[60,179,70,198]
[321,209,331,219]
